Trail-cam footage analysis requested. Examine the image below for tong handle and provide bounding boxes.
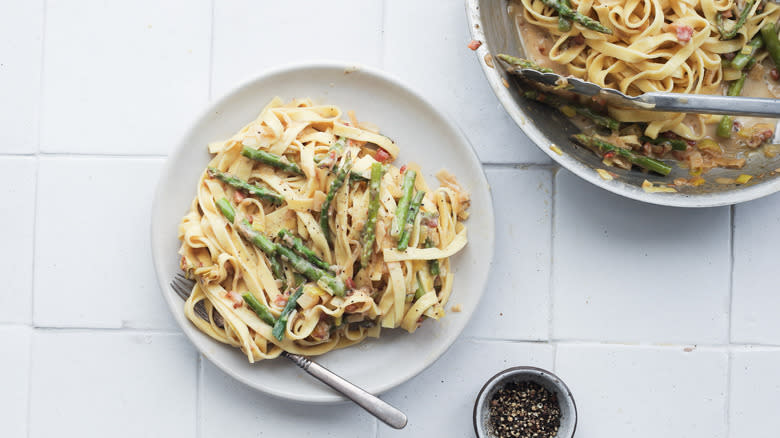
[639,93,780,118]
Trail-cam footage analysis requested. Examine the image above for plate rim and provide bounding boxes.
[151,60,496,403]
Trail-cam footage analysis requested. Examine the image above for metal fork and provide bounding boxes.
[170,273,407,429]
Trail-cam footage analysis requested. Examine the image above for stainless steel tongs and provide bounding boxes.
[503,61,780,118]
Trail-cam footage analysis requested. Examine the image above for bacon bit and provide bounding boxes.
[467,39,482,50]
[375,148,391,163]
[771,68,780,81]
[603,151,616,159]
[233,190,246,203]
[345,277,356,290]
[420,215,439,228]
[225,291,244,309]
[722,8,733,18]
[311,319,331,341]
[571,34,585,46]
[723,51,736,61]
[538,46,547,55]
[399,164,407,174]
[274,293,289,307]
[673,24,694,43]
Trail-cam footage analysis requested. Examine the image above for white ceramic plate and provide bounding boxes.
[151,62,495,403]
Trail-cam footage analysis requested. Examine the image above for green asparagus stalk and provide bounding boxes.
[391,170,417,237]
[718,0,756,40]
[207,167,284,205]
[761,23,780,68]
[524,90,620,131]
[241,147,304,175]
[425,238,440,276]
[717,71,748,138]
[639,135,687,151]
[320,158,352,245]
[278,229,330,270]
[349,172,369,183]
[272,286,304,341]
[558,0,573,31]
[242,293,276,326]
[275,244,344,296]
[236,219,277,254]
[397,191,425,251]
[413,273,425,301]
[215,198,236,223]
[361,162,385,268]
[540,0,613,34]
[496,54,554,73]
[730,35,763,70]
[572,134,672,176]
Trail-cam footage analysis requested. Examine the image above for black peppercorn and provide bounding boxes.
[488,381,561,438]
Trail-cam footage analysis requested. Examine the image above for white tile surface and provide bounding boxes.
[211,0,383,98]
[732,194,780,344]
[552,170,731,344]
[730,348,780,438]
[378,339,554,437]
[201,359,375,438]
[34,157,173,329]
[384,0,550,165]
[556,343,728,438]
[0,157,35,324]
[29,331,197,438]
[0,0,43,153]
[465,167,552,340]
[40,0,211,155]
[0,326,32,438]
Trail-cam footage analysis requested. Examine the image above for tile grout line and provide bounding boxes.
[547,166,558,343]
[728,204,736,343]
[207,0,215,101]
[35,0,47,156]
[32,152,167,159]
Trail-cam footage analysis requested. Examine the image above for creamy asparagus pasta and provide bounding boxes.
[177,98,470,362]
[502,0,780,181]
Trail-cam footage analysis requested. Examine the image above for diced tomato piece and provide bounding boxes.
[467,40,482,50]
[345,277,355,290]
[375,148,391,163]
[674,24,693,43]
[399,164,407,174]
[771,68,780,81]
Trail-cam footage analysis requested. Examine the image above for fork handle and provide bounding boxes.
[639,93,780,117]
[282,352,408,429]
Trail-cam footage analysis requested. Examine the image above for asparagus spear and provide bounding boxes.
[349,172,370,183]
[524,89,620,131]
[717,71,748,138]
[640,135,687,151]
[425,238,440,276]
[390,170,417,237]
[207,167,284,205]
[241,147,304,175]
[730,35,764,70]
[572,134,672,176]
[397,191,425,251]
[272,286,304,341]
[413,273,425,301]
[215,197,235,223]
[242,293,276,326]
[496,54,553,73]
[558,0,573,31]
[236,219,277,254]
[761,23,780,68]
[319,158,352,245]
[717,0,756,40]
[361,162,385,268]
[275,244,345,296]
[540,0,613,34]
[278,229,330,270]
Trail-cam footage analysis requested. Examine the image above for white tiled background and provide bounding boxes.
[2,1,779,437]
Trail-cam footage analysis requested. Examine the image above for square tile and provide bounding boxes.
[464,167,552,340]
[384,0,550,165]
[732,194,780,344]
[41,0,211,155]
[34,157,173,329]
[0,326,32,438]
[378,339,554,437]
[29,331,197,438]
[0,157,35,324]
[211,0,383,97]
[730,348,780,438]
[556,343,728,438]
[0,0,43,153]
[552,170,731,344]
[201,359,375,437]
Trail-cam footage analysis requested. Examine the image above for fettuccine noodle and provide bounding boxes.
[177,98,470,362]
